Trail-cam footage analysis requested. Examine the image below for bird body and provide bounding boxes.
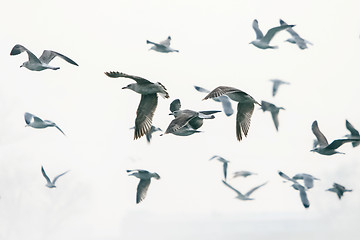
[41,166,69,188]
[147,36,179,53]
[280,19,312,50]
[127,169,160,204]
[25,112,65,135]
[326,183,352,199]
[292,173,319,189]
[222,180,267,201]
[233,171,257,178]
[345,120,360,147]
[260,100,285,131]
[269,79,290,97]
[278,171,310,208]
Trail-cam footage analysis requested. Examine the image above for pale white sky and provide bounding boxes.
[1,0,360,239]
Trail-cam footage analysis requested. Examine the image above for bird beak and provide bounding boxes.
[20,65,23,68]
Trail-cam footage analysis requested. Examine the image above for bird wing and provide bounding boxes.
[164,113,195,134]
[41,166,52,184]
[278,171,297,184]
[198,110,221,115]
[272,81,280,97]
[236,102,254,141]
[104,71,152,84]
[245,182,268,197]
[311,121,329,147]
[252,19,264,39]
[134,94,158,139]
[203,86,242,100]
[303,175,314,189]
[55,125,66,136]
[218,96,234,116]
[170,99,181,112]
[39,50,78,66]
[223,162,228,180]
[52,170,69,184]
[262,24,294,44]
[194,85,210,93]
[271,109,280,131]
[280,19,301,38]
[346,120,359,136]
[326,139,358,150]
[299,185,310,208]
[10,44,41,64]
[260,100,272,111]
[222,180,243,196]
[136,179,151,203]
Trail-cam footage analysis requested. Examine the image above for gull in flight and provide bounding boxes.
[127,169,160,204]
[10,44,78,71]
[130,125,162,143]
[162,99,220,136]
[311,120,360,155]
[209,155,230,181]
[326,183,352,200]
[194,85,234,116]
[222,180,267,201]
[25,112,65,135]
[278,171,310,208]
[250,19,295,49]
[105,71,169,140]
[233,171,257,179]
[146,36,179,53]
[269,79,290,97]
[345,120,360,147]
[280,19,313,50]
[260,100,285,131]
[292,173,320,189]
[41,166,69,188]
[203,86,260,141]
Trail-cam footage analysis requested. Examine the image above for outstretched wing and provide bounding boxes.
[52,170,69,184]
[222,180,243,196]
[236,102,254,141]
[326,139,359,150]
[136,179,151,203]
[10,44,41,64]
[245,182,268,197]
[55,125,66,136]
[41,166,52,184]
[134,94,158,139]
[203,86,242,100]
[170,99,181,112]
[39,50,78,66]
[104,71,152,84]
[218,96,234,116]
[164,114,195,134]
[252,19,264,39]
[262,24,294,44]
[311,121,328,147]
[346,120,359,136]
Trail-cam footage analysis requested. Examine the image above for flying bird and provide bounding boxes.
[105,71,169,140]
[311,120,360,155]
[10,44,78,71]
[203,86,260,141]
[41,166,69,188]
[292,173,320,189]
[269,79,290,97]
[260,100,285,131]
[326,183,352,200]
[345,120,360,147]
[209,155,230,181]
[130,125,162,143]
[146,36,179,53]
[194,85,234,116]
[233,171,257,179]
[222,180,267,201]
[25,112,65,135]
[250,19,295,49]
[280,19,313,50]
[278,171,310,208]
[127,169,160,204]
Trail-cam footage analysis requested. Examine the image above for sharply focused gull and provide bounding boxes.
[326,183,352,200]
[127,169,160,204]
[146,36,179,53]
[280,19,313,50]
[194,85,234,116]
[269,79,290,97]
[233,171,257,179]
[250,19,295,49]
[203,86,261,141]
[105,71,169,140]
[278,171,310,208]
[311,120,360,155]
[41,166,69,188]
[345,120,360,147]
[222,180,267,201]
[260,100,285,131]
[292,173,320,189]
[25,112,66,135]
[10,44,78,71]
[209,155,230,181]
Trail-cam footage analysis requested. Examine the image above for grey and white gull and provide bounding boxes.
[280,19,313,50]
[292,173,320,189]
[147,36,179,53]
[105,71,169,140]
[260,100,285,131]
[222,180,267,201]
[278,171,310,208]
[127,169,160,204]
[130,125,162,143]
[41,166,69,188]
[345,120,360,147]
[269,79,290,97]
[10,44,78,71]
[25,112,65,135]
[326,183,352,200]
[209,155,230,181]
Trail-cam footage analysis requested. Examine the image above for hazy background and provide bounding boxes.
[0,0,360,239]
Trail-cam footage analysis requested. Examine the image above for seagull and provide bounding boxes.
[326,183,352,200]
[278,171,309,208]
[146,36,179,53]
[194,85,234,116]
[130,125,162,143]
[269,79,290,97]
[10,44,78,71]
[209,155,230,181]
[222,180,267,201]
[127,169,160,204]
[233,171,257,179]
[250,19,295,49]
[292,173,320,189]
[25,112,65,135]
[203,86,260,141]
[280,19,313,50]
[105,71,169,140]
[260,100,285,131]
[163,99,220,136]
[311,120,360,155]
[345,120,360,147]
[41,166,69,188]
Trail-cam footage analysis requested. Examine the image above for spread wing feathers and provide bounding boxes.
[262,24,295,44]
[134,94,158,139]
[55,125,66,136]
[203,86,242,100]
[223,162,228,180]
[198,110,221,115]
[252,19,264,39]
[136,179,151,204]
[245,182,268,197]
[222,180,243,196]
[280,19,300,38]
[326,139,358,150]
[194,85,210,93]
[271,110,280,131]
[10,44,41,64]
[299,186,310,208]
[219,96,234,116]
[346,120,359,136]
[41,166,52,184]
[236,102,254,141]
[278,171,297,183]
[170,99,181,112]
[165,114,195,134]
[39,50,78,66]
[146,40,167,50]
[311,121,329,147]
[52,171,69,184]
[104,71,152,84]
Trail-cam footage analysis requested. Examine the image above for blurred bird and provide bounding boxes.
[311,120,360,155]
[345,120,360,147]
[41,166,69,188]
[260,100,285,131]
[222,180,267,201]
[203,86,260,141]
[105,71,169,140]
[233,171,257,179]
[209,155,230,181]
[292,173,320,189]
[250,19,295,49]
[194,85,234,116]
[127,169,160,204]
[25,112,65,135]
[130,125,162,143]
[10,44,78,71]
[326,183,352,200]
[269,79,290,97]
[146,36,179,53]
[278,171,310,208]
[280,19,313,50]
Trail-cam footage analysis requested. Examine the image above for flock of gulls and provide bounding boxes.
[10,18,359,207]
